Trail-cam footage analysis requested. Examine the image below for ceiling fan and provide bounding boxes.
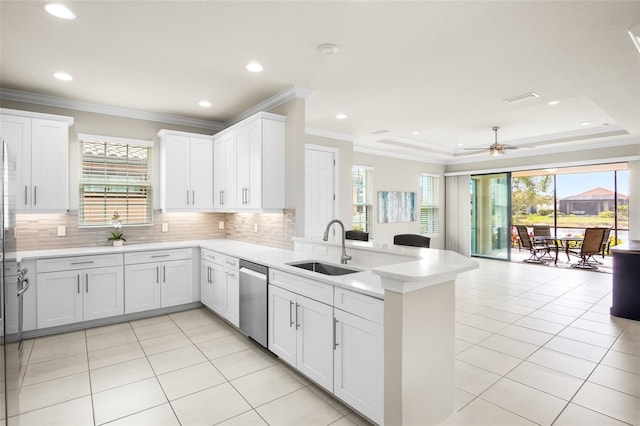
[465,126,521,156]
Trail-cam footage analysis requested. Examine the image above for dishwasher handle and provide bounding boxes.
[239,267,267,281]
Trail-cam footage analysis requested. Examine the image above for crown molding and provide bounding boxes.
[0,88,226,131]
[227,85,312,126]
[354,146,446,165]
[305,127,356,143]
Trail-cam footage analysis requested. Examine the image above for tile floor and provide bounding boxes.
[5,258,640,425]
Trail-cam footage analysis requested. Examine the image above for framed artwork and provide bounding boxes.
[378,191,416,223]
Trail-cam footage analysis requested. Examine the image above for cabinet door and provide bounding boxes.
[83,266,124,321]
[210,263,226,316]
[224,134,237,208]
[213,137,227,209]
[189,137,213,209]
[224,268,240,327]
[124,263,161,314]
[201,260,214,309]
[235,120,261,209]
[333,309,384,424]
[1,115,31,210]
[37,270,83,328]
[161,259,193,307]
[31,118,68,211]
[297,294,334,392]
[268,285,297,366]
[163,134,190,210]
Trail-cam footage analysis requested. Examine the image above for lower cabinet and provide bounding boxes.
[268,284,334,392]
[201,250,239,327]
[36,254,124,328]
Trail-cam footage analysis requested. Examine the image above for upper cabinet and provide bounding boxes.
[213,112,285,212]
[0,109,73,213]
[158,130,214,212]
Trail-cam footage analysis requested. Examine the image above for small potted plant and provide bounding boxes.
[108,211,126,247]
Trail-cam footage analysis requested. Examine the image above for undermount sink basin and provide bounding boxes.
[286,261,362,276]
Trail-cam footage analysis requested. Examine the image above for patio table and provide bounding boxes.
[536,236,584,265]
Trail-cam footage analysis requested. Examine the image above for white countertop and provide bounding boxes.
[611,240,640,254]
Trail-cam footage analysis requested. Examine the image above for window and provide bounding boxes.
[79,134,153,226]
[420,173,439,235]
[352,166,373,233]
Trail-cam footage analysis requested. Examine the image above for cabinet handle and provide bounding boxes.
[86,273,89,293]
[71,261,94,265]
[77,274,80,294]
[163,265,166,283]
[192,190,195,205]
[333,318,339,349]
[186,190,190,205]
[33,186,37,206]
[151,254,170,258]
[24,185,28,206]
[289,300,294,327]
[227,271,236,278]
[295,303,300,329]
[156,266,159,284]
[221,190,225,205]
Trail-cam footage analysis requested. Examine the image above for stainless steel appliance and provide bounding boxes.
[239,259,268,348]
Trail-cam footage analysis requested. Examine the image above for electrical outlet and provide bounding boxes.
[57,225,66,237]
[161,223,169,233]
[254,223,258,233]
[218,221,225,230]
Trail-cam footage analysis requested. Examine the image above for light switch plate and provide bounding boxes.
[57,225,66,237]
[218,221,225,230]
[161,223,169,232]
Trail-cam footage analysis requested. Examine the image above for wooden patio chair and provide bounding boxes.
[515,225,550,263]
[568,227,607,269]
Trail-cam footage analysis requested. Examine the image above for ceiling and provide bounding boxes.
[1,1,639,164]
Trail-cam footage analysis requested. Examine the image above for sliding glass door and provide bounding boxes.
[471,173,511,260]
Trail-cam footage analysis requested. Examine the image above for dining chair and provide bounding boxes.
[568,227,607,269]
[345,230,369,241]
[532,224,556,260]
[515,225,550,263]
[393,234,430,248]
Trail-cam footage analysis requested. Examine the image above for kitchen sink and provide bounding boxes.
[286,261,362,276]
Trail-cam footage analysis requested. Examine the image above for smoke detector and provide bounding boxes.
[317,43,339,55]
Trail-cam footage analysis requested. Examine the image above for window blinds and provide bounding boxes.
[79,136,152,226]
[420,173,439,235]
[352,166,374,233]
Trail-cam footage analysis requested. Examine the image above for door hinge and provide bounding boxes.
[333,194,336,201]
[333,159,336,166]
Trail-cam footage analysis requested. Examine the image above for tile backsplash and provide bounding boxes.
[16,209,296,251]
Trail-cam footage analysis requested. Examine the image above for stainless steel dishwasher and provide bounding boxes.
[239,259,268,348]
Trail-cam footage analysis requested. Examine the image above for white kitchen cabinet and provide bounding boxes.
[158,130,213,211]
[200,250,238,326]
[268,284,334,392]
[36,254,124,328]
[212,112,285,211]
[1,110,73,212]
[124,249,194,314]
[223,257,240,327]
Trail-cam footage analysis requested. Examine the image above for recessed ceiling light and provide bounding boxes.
[198,100,212,108]
[53,72,73,81]
[336,113,348,120]
[457,143,464,146]
[547,100,560,106]
[581,121,592,126]
[44,3,76,20]
[317,43,339,55]
[246,62,263,73]
[412,131,420,136]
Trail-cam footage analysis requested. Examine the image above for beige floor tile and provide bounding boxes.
[491,302,536,316]
[147,345,206,375]
[456,345,521,376]
[454,388,475,411]
[540,303,586,318]
[455,339,474,355]
[611,338,640,356]
[85,322,132,337]
[87,329,138,352]
[480,378,567,425]
[92,377,167,425]
[620,323,640,343]
[506,361,583,400]
[330,417,359,426]
[90,357,155,393]
[558,326,618,348]
[28,338,87,364]
[197,333,252,360]
[345,411,375,426]
[216,409,268,426]
[32,330,86,349]
[543,336,608,362]
[256,387,343,426]
[475,307,524,323]
[7,372,90,416]
[88,342,145,370]
[307,383,353,415]
[454,360,501,396]
[133,321,182,341]
[554,403,630,426]
[7,395,94,426]
[571,318,625,337]
[182,322,235,343]
[600,350,640,375]
[139,332,192,356]
[168,308,211,322]
[588,364,640,397]
[528,309,576,325]
[514,316,566,334]
[23,353,88,386]
[477,334,539,359]
[231,364,305,407]
[173,314,220,331]
[171,382,252,425]
[454,324,492,344]
[497,324,554,346]
[213,348,278,380]
[130,314,172,329]
[458,315,510,333]
[527,348,597,379]
[441,398,536,426]
[104,403,180,426]
[157,361,226,401]
[573,382,640,425]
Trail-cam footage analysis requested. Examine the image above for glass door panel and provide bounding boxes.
[471,173,511,260]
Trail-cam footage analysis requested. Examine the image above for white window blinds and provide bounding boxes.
[420,173,439,235]
[352,166,374,233]
[79,135,153,226]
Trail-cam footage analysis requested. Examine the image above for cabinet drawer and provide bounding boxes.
[270,269,333,305]
[125,248,192,265]
[201,249,224,266]
[37,253,123,273]
[334,287,384,325]
[224,256,239,270]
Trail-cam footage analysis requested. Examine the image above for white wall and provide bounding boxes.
[353,151,445,248]
[628,160,640,241]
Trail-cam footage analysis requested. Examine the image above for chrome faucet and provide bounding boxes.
[322,219,352,265]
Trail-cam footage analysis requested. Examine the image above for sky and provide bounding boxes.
[555,170,629,198]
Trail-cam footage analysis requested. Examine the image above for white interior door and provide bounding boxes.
[305,147,335,238]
